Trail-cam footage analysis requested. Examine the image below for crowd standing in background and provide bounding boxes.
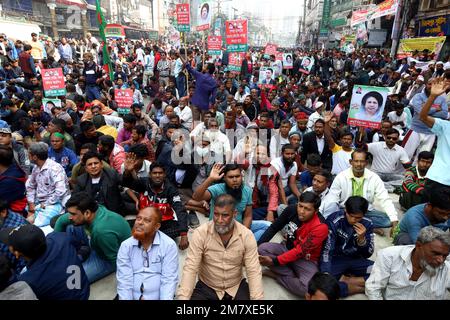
[0,32,449,301]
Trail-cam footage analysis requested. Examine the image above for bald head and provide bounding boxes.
[139,206,162,224]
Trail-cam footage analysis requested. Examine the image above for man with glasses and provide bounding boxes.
[177,194,263,300]
[117,206,178,300]
[366,128,411,193]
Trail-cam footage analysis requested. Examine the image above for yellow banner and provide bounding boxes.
[397,36,446,58]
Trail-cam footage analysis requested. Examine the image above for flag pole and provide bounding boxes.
[95,0,114,81]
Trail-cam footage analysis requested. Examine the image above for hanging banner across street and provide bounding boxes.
[350,0,398,27]
[397,36,446,59]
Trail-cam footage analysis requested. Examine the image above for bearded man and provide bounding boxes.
[116,206,179,300]
[177,194,264,300]
[123,161,190,250]
[192,164,271,241]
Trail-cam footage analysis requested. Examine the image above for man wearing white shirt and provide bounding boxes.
[174,51,186,98]
[143,48,155,88]
[366,226,450,300]
[367,128,411,192]
[307,101,325,131]
[270,144,301,205]
[174,97,193,131]
[204,119,231,164]
[323,149,399,235]
[269,120,291,160]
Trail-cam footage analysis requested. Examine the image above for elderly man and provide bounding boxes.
[366,226,450,300]
[26,142,70,227]
[117,207,178,300]
[177,194,263,300]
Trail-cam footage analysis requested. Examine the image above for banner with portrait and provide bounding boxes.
[228,52,245,72]
[42,98,62,115]
[298,56,315,75]
[197,0,211,31]
[348,85,390,129]
[283,53,293,69]
[258,66,276,89]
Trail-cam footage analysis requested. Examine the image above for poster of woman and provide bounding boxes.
[348,85,390,129]
[283,53,293,69]
[197,0,211,30]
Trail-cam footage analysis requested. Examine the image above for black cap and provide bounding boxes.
[0,225,46,258]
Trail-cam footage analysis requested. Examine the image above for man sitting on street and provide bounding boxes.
[26,142,70,227]
[366,226,450,300]
[54,192,131,283]
[258,192,329,297]
[320,196,374,297]
[323,149,399,236]
[393,185,450,245]
[399,151,434,210]
[177,194,263,300]
[123,160,189,250]
[117,206,178,300]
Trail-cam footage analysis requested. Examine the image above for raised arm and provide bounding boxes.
[323,111,336,150]
[420,78,450,128]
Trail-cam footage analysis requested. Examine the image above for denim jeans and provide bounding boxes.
[86,85,102,102]
[176,74,186,98]
[365,210,392,229]
[251,220,272,242]
[67,225,116,283]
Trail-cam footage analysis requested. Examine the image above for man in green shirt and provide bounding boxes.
[54,191,131,283]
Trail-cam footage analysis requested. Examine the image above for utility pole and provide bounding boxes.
[390,0,405,58]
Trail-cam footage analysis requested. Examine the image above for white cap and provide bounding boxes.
[436,61,444,66]
[417,75,424,82]
[314,101,324,110]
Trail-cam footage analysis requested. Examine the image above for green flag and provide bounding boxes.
[96,0,114,80]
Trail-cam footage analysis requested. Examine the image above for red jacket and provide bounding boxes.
[275,213,328,265]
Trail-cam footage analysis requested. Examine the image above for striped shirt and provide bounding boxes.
[366,245,450,300]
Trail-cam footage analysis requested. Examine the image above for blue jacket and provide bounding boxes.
[320,210,374,274]
[18,232,90,300]
[186,63,217,111]
[48,147,78,177]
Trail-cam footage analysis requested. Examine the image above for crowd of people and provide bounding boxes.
[0,31,449,301]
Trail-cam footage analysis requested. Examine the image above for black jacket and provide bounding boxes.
[122,175,188,234]
[301,131,332,171]
[75,168,125,215]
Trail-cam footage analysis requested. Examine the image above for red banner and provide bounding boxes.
[176,4,190,25]
[264,43,278,56]
[42,68,66,97]
[276,51,283,62]
[228,52,245,72]
[225,19,248,45]
[115,89,134,109]
[208,36,222,51]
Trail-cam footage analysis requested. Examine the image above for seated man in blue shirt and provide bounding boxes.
[0,224,90,300]
[192,163,271,241]
[393,185,450,245]
[48,132,78,177]
[299,153,322,191]
[320,196,375,297]
[117,206,178,300]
